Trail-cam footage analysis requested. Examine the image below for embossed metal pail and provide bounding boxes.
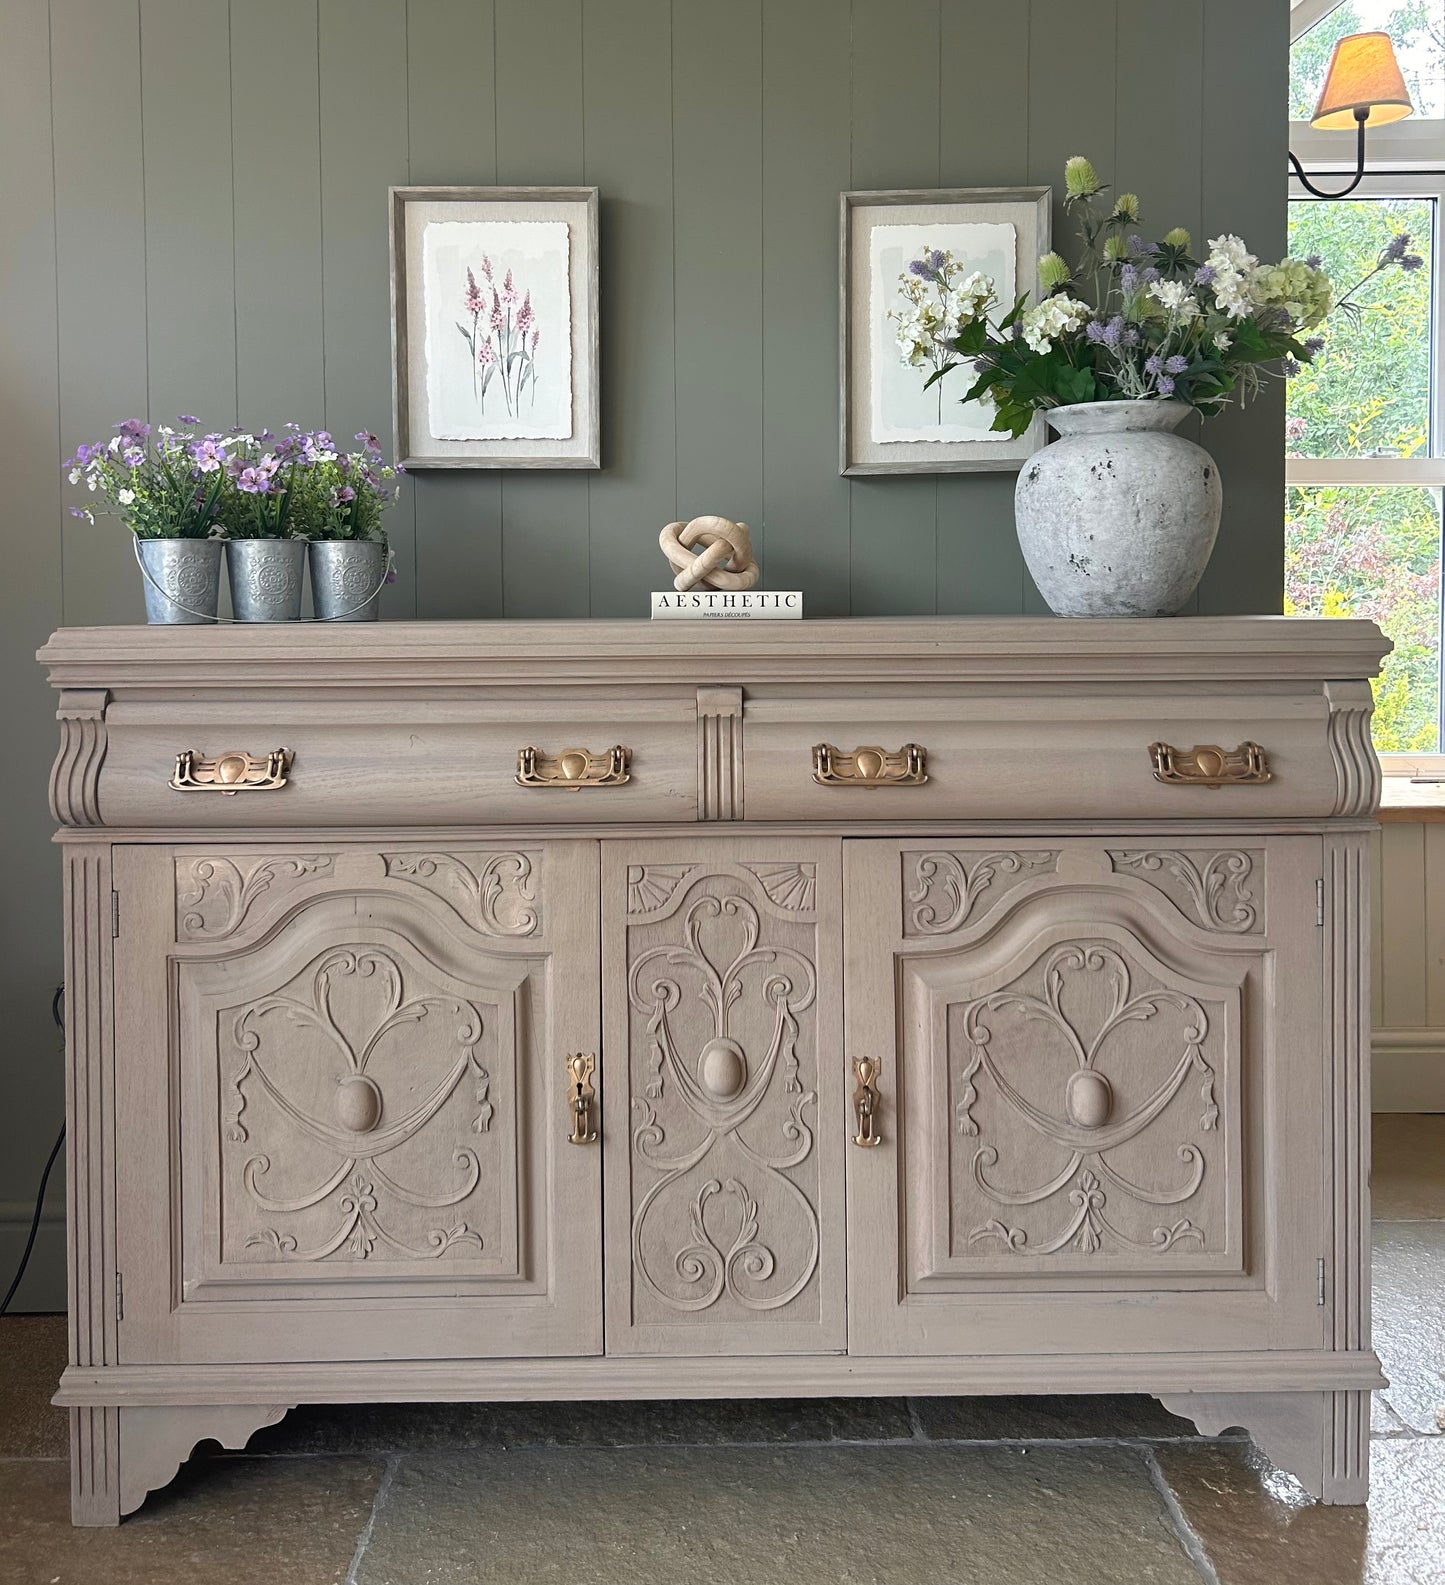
[227,538,306,622]
[137,537,223,625]
[309,539,385,622]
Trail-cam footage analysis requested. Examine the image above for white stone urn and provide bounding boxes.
[1014,400,1223,618]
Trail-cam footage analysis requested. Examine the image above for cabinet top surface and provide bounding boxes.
[38,616,1390,689]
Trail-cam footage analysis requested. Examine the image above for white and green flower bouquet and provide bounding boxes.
[893,155,1340,439]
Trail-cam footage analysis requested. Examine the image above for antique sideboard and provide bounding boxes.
[37,616,1390,1523]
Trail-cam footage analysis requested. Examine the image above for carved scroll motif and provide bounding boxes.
[229,947,491,1262]
[907,851,1058,936]
[382,851,540,937]
[628,876,821,1314]
[1110,850,1261,934]
[958,942,1219,1258]
[177,856,335,940]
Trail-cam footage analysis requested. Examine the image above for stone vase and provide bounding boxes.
[136,537,223,625]
[1014,400,1223,618]
[309,539,386,622]
[226,537,306,622]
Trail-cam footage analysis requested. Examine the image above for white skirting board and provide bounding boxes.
[1373,1029,1445,1112]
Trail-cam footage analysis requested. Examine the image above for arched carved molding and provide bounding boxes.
[1325,681,1382,818]
[177,855,336,940]
[382,851,540,937]
[1109,849,1261,934]
[49,688,109,827]
[906,850,1058,936]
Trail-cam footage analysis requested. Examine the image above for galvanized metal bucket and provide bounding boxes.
[136,537,223,625]
[309,539,386,622]
[227,538,306,622]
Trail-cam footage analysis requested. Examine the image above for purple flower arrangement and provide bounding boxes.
[905,155,1419,439]
[458,256,542,417]
[64,419,404,547]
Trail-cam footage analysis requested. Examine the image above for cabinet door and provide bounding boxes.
[602,840,846,1354]
[114,841,600,1364]
[845,838,1326,1357]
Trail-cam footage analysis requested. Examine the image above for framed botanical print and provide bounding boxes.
[840,187,1051,476]
[390,186,599,469]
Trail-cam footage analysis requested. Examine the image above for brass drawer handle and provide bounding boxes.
[852,1058,883,1148]
[1150,741,1271,788]
[813,744,927,787]
[516,745,631,790]
[171,748,292,793]
[566,1053,598,1145]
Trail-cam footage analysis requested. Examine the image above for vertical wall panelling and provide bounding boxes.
[935,1,1031,615]
[672,2,764,559]
[494,0,590,617]
[583,0,677,617]
[761,0,851,613]
[230,0,325,434]
[1374,821,1445,1109]
[406,0,505,619]
[1115,0,1205,614]
[1025,0,1118,615]
[1198,0,1287,614]
[847,0,942,615]
[319,0,416,618]
[140,0,238,432]
[0,0,65,1305]
[51,0,149,627]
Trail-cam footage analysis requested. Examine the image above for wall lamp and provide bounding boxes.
[1289,31,1415,198]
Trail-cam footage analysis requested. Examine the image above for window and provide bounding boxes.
[1287,2,1445,760]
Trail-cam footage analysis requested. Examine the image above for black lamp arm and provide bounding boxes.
[1289,110,1369,200]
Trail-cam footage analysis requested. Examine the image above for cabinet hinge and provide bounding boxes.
[110,891,120,939]
[1317,1257,1327,1306]
[1315,877,1325,928]
[115,1270,124,1322]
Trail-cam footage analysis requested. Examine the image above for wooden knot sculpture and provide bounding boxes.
[659,515,760,593]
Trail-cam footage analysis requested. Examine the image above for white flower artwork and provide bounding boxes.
[869,221,1018,445]
[422,219,573,443]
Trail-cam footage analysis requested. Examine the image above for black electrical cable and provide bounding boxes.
[0,985,66,1317]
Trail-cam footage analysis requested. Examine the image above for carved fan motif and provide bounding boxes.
[226,947,493,1262]
[956,941,1226,1260]
[626,870,821,1317]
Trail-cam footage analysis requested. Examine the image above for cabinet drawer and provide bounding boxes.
[744,689,1341,822]
[99,695,698,826]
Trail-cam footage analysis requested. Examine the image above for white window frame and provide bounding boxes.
[1290,0,1445,773]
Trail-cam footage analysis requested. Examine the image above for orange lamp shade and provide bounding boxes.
[1312,31,1416,130]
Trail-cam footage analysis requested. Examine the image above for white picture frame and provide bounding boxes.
[390,185,600,470]
[840,187,1052,476]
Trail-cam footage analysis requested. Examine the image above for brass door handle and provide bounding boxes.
[517,746,631,789]
[1150,742,1271,787]
[171,749,292,793]
[852,1058,883,1147]
[566,1053,598,1145]
[813,744,927,787]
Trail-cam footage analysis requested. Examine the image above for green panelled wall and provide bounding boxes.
[0,0,1287,1306]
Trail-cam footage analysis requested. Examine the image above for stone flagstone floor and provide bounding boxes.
[1,1113,1442,1584]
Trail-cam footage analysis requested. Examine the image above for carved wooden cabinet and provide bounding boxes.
[38,618,1388,1524]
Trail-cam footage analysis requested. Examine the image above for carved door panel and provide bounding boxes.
[114,842,601,1364]
[602,840,846,1354]
[845,838,1326,1357]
